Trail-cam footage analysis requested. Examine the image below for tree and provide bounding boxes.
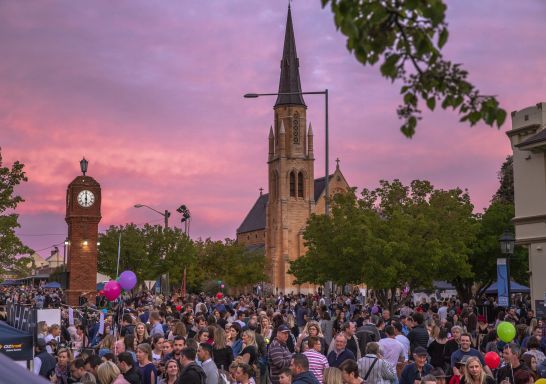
[322,0,506,137]
[492,155,514,204]
[0,149,32,278]
[290,179,477,311]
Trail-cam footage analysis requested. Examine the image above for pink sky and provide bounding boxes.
[1,1,545,257]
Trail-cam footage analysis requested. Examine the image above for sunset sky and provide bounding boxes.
[1,1,544,258]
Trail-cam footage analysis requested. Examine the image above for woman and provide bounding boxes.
[37,321,48,340]
[427,327,450,371]
[460,357,494,384]
[320,311,334,345]
[524,336,545,365]
[157,359,179,384]
[134,322,150,348]
[96,361,130,384]
[123,335,137,362]
[167,321,187,341]
[136,343,158,384]
[73,324,88,351]
[259,315,273,344]
[234,363,254,384]
[54,348,72,384]
[151,335,164,363]
[213,326,234,370]
[521,354,539,381]
[239,330,258,366]
[323,366,343,384]
[197,329,210,345]
[296,321,328,355]
[228,323,243,357]
[98,334,116,357]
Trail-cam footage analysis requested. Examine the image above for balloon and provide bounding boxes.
[118,270,137,291]
[220,284,225,289]
[484,352,500,369]
[535,380,546,384]
[216,292,223,299]
[103,280,122,301]
[497,321,516,343]
[176,305,182,311]
[99,290,104,295]
[102,308,108,314]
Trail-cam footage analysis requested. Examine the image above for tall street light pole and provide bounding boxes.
[499,230,515,308]
[244,89,330,215]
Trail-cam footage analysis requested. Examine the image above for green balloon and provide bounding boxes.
[497,321,516,343]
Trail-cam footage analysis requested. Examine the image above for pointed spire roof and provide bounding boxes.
[275,5,306,108]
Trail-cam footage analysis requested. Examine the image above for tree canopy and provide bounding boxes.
[322,0,506,137]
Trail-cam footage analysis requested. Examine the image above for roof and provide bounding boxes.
[274,5,306,108]
[515,128,546,148]
[237,175,333,234]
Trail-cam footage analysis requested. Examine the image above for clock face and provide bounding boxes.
[77,190,95,208]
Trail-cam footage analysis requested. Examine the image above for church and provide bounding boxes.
[236,6,350,294]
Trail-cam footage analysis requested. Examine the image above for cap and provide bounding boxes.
[430,368,447,378]
[413,346,428,356]
[277,324,290,333]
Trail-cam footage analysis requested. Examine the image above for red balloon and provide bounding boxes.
[176,305,182,311]
[484,351,501,369]
[216,292,223,299]
[99,290,104,295]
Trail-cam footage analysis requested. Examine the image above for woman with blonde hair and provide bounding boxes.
[323,366,344,384]
[167,321,186,341]
[213,325,233,370]
[37,320,48,339]
[460,356,494,384]
[54,347,73,384]
[134,322,150,348]
[239,330,258,365]
[97,361,130,384]
[296,321,328,354]
[157,359,179,384]
[258,315,273,343]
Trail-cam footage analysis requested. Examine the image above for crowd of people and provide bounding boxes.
[3,286,546,384]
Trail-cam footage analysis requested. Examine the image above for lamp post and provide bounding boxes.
[244,89,330,215]
[499,230,515,307]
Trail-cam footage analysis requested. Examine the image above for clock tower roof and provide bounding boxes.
[67,175,100,188]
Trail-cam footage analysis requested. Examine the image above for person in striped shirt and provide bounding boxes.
[356,342,396,384]
[303,336,329,384]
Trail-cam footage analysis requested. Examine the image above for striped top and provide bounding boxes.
[357,354,396,384]
[303,349,329,384]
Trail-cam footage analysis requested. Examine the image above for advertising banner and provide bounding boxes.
[0,322,33,361]
[497,258,509,307]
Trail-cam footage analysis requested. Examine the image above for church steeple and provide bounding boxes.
[275,5,306,108]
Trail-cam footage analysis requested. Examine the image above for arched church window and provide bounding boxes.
[298,172,304,198]
[290,172,296,197]
[292,112,300,144]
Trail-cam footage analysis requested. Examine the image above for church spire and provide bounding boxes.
[274,5,306,108]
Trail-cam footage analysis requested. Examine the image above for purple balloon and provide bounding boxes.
[118,270,137,291]
[103,280,121,301]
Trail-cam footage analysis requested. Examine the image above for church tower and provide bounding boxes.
[266,6,315,293]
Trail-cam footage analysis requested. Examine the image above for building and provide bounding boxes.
[507,102,546,315]
[237,6,350,294]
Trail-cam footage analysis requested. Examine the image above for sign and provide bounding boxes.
[0,322,34,361]
[497,258,509,307]
[6,303,36,335]
[536,300,546,318]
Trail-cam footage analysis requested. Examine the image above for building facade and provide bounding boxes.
[237,7,350,294]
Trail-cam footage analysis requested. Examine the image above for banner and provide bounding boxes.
[497,258,509,307]
[6,303,36,335]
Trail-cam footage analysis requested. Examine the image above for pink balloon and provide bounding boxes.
[103,280,121,301]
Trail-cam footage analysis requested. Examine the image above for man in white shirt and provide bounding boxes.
[438,302,448,321]
[378,325,405,368]
[44,324,61,354]
[393,322,410,361]
[198,343,219,384]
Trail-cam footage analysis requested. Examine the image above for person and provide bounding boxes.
[523,336,545,365]
[150,311,165,338]
[427,327,450,371]
[459,357,494,384]
[45,323,62,354]
[304,336,329,384]
[198,343,219,384]
[323,367,343,384]
[33,338,56,379]
[450,357,469,384]
[421,374,438,384]
[291,353,320,384]
[520,354,538,382]
[135,322,151,347]
[235,363,255,384]
[177,347,206,384]
[279,368,293,384]
[408,313,429,356]
[121,313,136,337]
[393,322,410,361]
[97,361,131,384]
[327,334,355,368]
[81,371,98,384]
[450,333,491,377]
[340,322,361,360]
[213,326,233,370]
[298,321,329,355]
[228,323,244,357]
[268,324,293,384]
[55,347,72,384]
[240,329,259,366]
[137,343,158,384]
[158,359,180,384]
[430,367,448,384]
[378,325,405,370]
[513,370,534,384]
[118,351,142,384]
[356,342,396,384]
[400,347,433,384]
[339,359,363,384]
[71,358,88,382]
[85,355,103,379]
[497,343,529,384]
[151,334,165,362]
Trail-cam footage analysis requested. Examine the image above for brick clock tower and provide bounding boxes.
[65,158,101,305]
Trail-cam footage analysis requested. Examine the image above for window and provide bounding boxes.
[290,172,296,197]
[298,172,304,198]
[293,112,300,144]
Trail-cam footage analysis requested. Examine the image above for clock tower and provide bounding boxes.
[65,158,102,305]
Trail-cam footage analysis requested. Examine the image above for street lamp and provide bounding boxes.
[177,204,191,235]
[499,230,515,307]
[244,89,330,215]
[134,204,171,228]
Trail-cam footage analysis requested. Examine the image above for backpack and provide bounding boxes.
[356,329,377,355]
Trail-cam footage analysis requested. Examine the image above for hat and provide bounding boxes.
[430,368,447,378]
[413,346,428,356]
[458,355,471,365]
[277,324,290,333]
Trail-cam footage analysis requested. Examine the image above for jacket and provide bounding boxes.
[177,362,206,384]
[268,338,292,384]
[400,362,433,384]
[407,324,429,355]
[293,371,320,384]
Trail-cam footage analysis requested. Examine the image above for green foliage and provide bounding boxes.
[0,149,32,277]
[492,155,514,204]
[290,179,477,310]
[322,0,506,137]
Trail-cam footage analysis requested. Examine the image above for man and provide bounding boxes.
[235,311,246,328]
[356,317,381,355]
[178,347,206,384]
[149,311,165,338]
[339,359,364,384]
[400,347,433,384]
[450,333,491,376]
[291,353,320,384]
[327,334,356,368]
[393,322,410,361]
[269,324,293,384]
[438,301,448,321]
[407,313,429,356]
[117,351,142,384]
[421,374,438,384]
[121,313,135,336]
[382,310,392,326]
[378,325,405,372]
[44,323,61,354]
[497,343,529,384]
[84,355,102,379]
[357,342,396,384]
[33,339,56,379]
[430,367,447,384]
[303,336,329,384]
[70,358,87,382]
[165,335,186,364]
[198,343,219,384]
[296,302,310,332]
